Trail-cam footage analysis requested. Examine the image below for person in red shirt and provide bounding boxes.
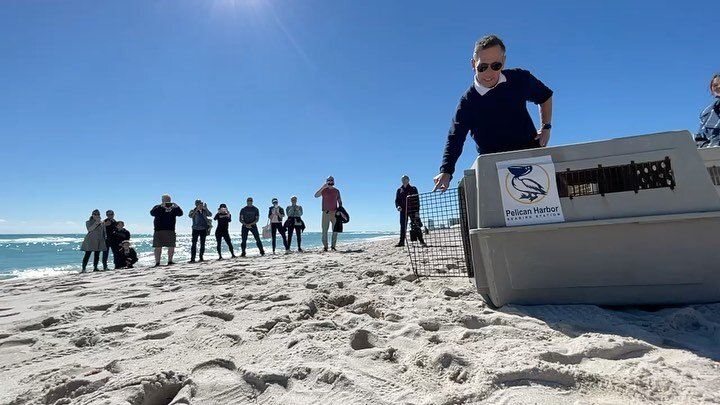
[314,175,342,251]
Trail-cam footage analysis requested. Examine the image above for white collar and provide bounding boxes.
[473,73,507,96]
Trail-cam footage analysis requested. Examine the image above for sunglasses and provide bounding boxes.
[476,62,503,73]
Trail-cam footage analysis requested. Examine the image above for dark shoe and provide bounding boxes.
[167,261,176,266]
[198,258,204,262]
[231,254,237,258]
[217,256,223,261]
[154,263,161,267]
[323,247,328,252]
[93,268,99,272]
[298,248,303,252]
[331,247,337,251]
[421,242,428,248]
[260,251,265,256]
[395,243,405,247]
[241,252,246,257]
[189,260,196,263]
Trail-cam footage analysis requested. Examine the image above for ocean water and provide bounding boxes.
[0,231,396,280]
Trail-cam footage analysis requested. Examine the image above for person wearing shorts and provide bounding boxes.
[150,194,183,267]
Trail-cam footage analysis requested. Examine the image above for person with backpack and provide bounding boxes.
[188,199,212,263]
[314,176,343,251]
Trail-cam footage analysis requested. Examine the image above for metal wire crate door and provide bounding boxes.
[404,188,473,277]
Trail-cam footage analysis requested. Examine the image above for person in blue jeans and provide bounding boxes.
[239,197,265,257]
[188,199,212,263]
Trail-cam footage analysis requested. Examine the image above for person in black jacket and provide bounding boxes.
[433,34,553,192]
[395,175,419,247]
[102,210,118,270]
[111,221,131,268]
[268,198,289,253]
[115,240,139,269]
[214,203,236,260]
[239,197,265,257]
[150,194,183,267]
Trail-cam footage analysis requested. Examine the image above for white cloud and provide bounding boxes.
[0,219,7,223]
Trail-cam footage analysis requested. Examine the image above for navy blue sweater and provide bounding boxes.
[439,69,553,175]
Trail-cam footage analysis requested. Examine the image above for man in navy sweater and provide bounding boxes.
[433,34,554,191]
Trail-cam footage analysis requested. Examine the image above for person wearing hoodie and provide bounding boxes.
[695,73,720,148]
[188,199,212,263]
[239,197,265,257]
[268,198,289,253]
[115,240,139,269]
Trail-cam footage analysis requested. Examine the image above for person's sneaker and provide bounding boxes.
[153,262,161,268]
[167,261,176,266]
[217,257,223,261]
[323,247,328,252]
[260,251,265,256]
[198,258,204,262]
[331,247,337,251]
[189,260,196,263]
[298,248,303,252]
[231,254,237,258]
[240,252,246,257]
[395,243,405,247]
[93,268,99,272]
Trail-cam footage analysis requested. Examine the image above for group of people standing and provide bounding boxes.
[79,210,137,272]
[80,176,347,270]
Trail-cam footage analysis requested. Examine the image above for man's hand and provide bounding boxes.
[432,173,452,192]
[535,128,551,147]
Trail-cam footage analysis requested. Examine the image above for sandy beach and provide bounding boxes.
[1,239,719,404]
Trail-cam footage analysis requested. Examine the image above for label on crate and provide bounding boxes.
[496,155,565,226]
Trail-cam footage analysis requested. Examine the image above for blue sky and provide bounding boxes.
[0,0,716,234]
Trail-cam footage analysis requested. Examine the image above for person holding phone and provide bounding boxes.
[80,209,107,272]
[214,203,236,260]
[268,198,289,254]
[433,34,553,192]
[314,175,342,251]
[150,194,183,267]
[188,199,212,263]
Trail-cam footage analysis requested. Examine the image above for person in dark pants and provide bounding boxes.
[188,199,212,263]
[102,210,117,270]
[111,221,131,269]
[214,203,236,260]
[81,209,107,272]
[115,240,139,269]
[285,196,305,252]
[268,197,289,253]
[433,34,553,192]
[395,175,419,247]
[240,197,265,257]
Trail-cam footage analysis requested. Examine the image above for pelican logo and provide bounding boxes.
[505,165,550,204]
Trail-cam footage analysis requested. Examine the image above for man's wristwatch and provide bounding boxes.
[542,123,552,130]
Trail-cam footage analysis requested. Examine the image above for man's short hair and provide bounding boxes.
[162,194,171,202]
[473,34,506,58]
[117,221,124,226]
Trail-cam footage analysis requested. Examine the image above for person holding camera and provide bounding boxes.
[314,175,342,252]
[695,73,720,147]
[285,196,305,252]
[188,199,212,263]
[80,209,107,272]
[150,194,183,267]
[268,198,289,254]
[239,197,265,257]
[214,203,236,260]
